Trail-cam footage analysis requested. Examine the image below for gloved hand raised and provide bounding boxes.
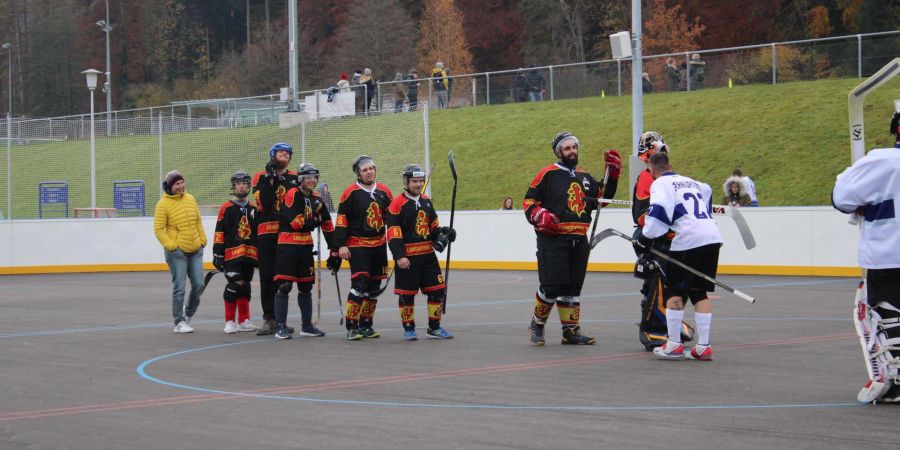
[529,207,560,235]
[604,149,622,180]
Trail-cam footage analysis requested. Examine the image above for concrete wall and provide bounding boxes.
[0,207,860,276]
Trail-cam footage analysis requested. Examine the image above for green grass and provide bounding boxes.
[3,76,898,218]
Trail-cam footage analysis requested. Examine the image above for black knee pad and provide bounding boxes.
[540,285,567,300]
[366,280,382,299]
[238,282,251,299]
[277,281,293,295]
[427,290,445,303]
[399,294,416,306]
[224,270,243,284]
[224,282,240,301]
[350,275,370,298]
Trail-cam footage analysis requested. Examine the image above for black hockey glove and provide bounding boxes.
[265,160,278,178]
[436,226,456,243]
[326,250,342,274]
[213,254,225,271]
[633,253,660,280]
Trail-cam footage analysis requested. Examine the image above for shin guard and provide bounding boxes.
[399,295,416,329]
[344,298,362,330]
[556,297,580,330]
[359,298,377,328]
[427,292,444,329]
[532,291,554,326]
[853,281,900,402]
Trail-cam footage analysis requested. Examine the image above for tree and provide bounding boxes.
[456,0,525,71]
[807,5,832,38]
[642,0,705,55]
[417,0,475,76]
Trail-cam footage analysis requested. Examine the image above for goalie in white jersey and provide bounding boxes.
[640,152,722,360]
[832,109,900,402]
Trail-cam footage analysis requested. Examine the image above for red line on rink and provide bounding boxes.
[0,331,854,422]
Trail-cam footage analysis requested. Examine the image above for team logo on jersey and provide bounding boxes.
[304,205,313,221]
[566,182,587,217]
[414,210,430,239]
[366,202,384,230]
[275,185,287,211]
[237,215,251,240]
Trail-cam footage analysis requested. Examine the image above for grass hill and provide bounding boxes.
[426,77,900,210]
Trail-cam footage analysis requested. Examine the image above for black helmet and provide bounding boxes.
[297,163,320,180]
[352,155,375,175]
[402,163,426,185]
[231,170,251,198]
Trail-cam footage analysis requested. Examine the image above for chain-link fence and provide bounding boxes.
[0,103,429,219]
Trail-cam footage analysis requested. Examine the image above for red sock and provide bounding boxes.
[237,298,250,323]
[224,300,237,322]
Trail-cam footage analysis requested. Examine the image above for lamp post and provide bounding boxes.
[83,69,101,210]
[3,42,10,220]
[96,0,113,136]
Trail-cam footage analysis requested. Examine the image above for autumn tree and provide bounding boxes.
[642,0,705,55]
[417,0,475,76]
[456,0,524,71]
[329,0,418,84]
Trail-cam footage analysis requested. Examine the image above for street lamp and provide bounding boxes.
[83,68,101,210]
[3,42,10,220]
[96,0,113,135]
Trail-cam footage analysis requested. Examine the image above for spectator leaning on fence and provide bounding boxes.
[154,170,208,333]
[405,68,419,111]
[689,53,706,89]
[392,72,407,112]
[666,58,679,91]
[526,64,545,102]
[432,62,449,109]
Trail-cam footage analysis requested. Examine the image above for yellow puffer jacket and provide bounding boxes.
[154,192,207,253]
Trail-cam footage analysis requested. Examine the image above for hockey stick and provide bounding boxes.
[592,228,756,304]
[315,227,322,325]
[332,267,344,325]
[588,166,610,246]
[590,198,757,250]
[443,150,459,314]
[199,269,221,295]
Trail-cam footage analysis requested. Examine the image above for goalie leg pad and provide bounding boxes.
[853,286,900,402]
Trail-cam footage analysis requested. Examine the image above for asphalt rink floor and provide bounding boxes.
[2,270,899,449]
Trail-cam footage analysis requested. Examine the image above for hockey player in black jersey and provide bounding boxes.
[523,131,621,345]
[271,163,334,339]
[387,164,456,341]
[334,155,394,340]
[252,142,299,335]
[213,171,259,334]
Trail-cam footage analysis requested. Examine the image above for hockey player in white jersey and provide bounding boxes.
[639,152,722,361]
[832,109,900,402]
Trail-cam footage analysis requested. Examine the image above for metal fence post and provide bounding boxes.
[857,34,863,77]
[771,44,777,84]
[549,66,555,100]
[617,60,622,96]
[377,82,382,112]
[485,73,490,105]
[423,101,430,197]
[685,52,692,91]
[471,77,476,106]
[158,113,163,197]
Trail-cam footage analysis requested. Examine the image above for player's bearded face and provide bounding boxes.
[558,142,578,168]
[358,164,376,185]
[274,150,291,169]
[406,177,425,196]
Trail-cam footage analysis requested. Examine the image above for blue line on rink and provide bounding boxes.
[135,334,862,412]
[0,277,854,338]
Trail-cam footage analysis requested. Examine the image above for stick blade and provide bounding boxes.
[589,228,618,249]
[448,151,458,181]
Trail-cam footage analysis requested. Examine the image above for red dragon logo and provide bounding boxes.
[274,185,287,211]
[366,202,384,230]
[567,182,586,217]
[237,215,251,240]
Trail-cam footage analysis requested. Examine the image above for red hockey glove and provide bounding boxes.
[530,207,560,235]
[604,149,622,180]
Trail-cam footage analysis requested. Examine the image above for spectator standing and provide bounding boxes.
[689,53,706,90]
[154,170,207,333]
[431,62,449,109]
[392,72,407,112]
[666,58,679,91]
[642,72,653,93]
[526,65,545,102]
[515,69,528,102]
[318,183,335,213]
[360,68,376,113]
[351,69,364,113]
[445,67,454,107]
[722,176,752,207]
[732,168,758,206]
[337,72,351,92]
[405,68,419,111]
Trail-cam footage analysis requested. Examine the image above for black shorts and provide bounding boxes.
[662,243,720,300]
[536,234,590,296]
[349,244,389,282]
[867,268,900,308]
[274,244,315,283]
[394,253,445,295]
[223,261,255,283]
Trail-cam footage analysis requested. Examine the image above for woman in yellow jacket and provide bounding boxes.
[154,170,207,333]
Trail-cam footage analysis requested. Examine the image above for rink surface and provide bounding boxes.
[2,270,898,449]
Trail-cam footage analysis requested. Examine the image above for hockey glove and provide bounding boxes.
[633,253,660,280]
[326,250,342,274]
[265,160,279,178]
[529,207,561,235]
[436,226,456,243]
[213,254,225,271]
[603,149,622,180]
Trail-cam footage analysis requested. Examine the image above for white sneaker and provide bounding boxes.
[174,321,194,333]
[237,320,257,332]
[224,320,238,334]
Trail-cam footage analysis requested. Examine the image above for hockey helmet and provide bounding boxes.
[891,110,900,139]
[268,142,293,160]
[551,131,579,157]
[297,163,320,180]
[352,155,376,174]
[402,163,426,186]
[638,131,668,162]
[231,170,251,197]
